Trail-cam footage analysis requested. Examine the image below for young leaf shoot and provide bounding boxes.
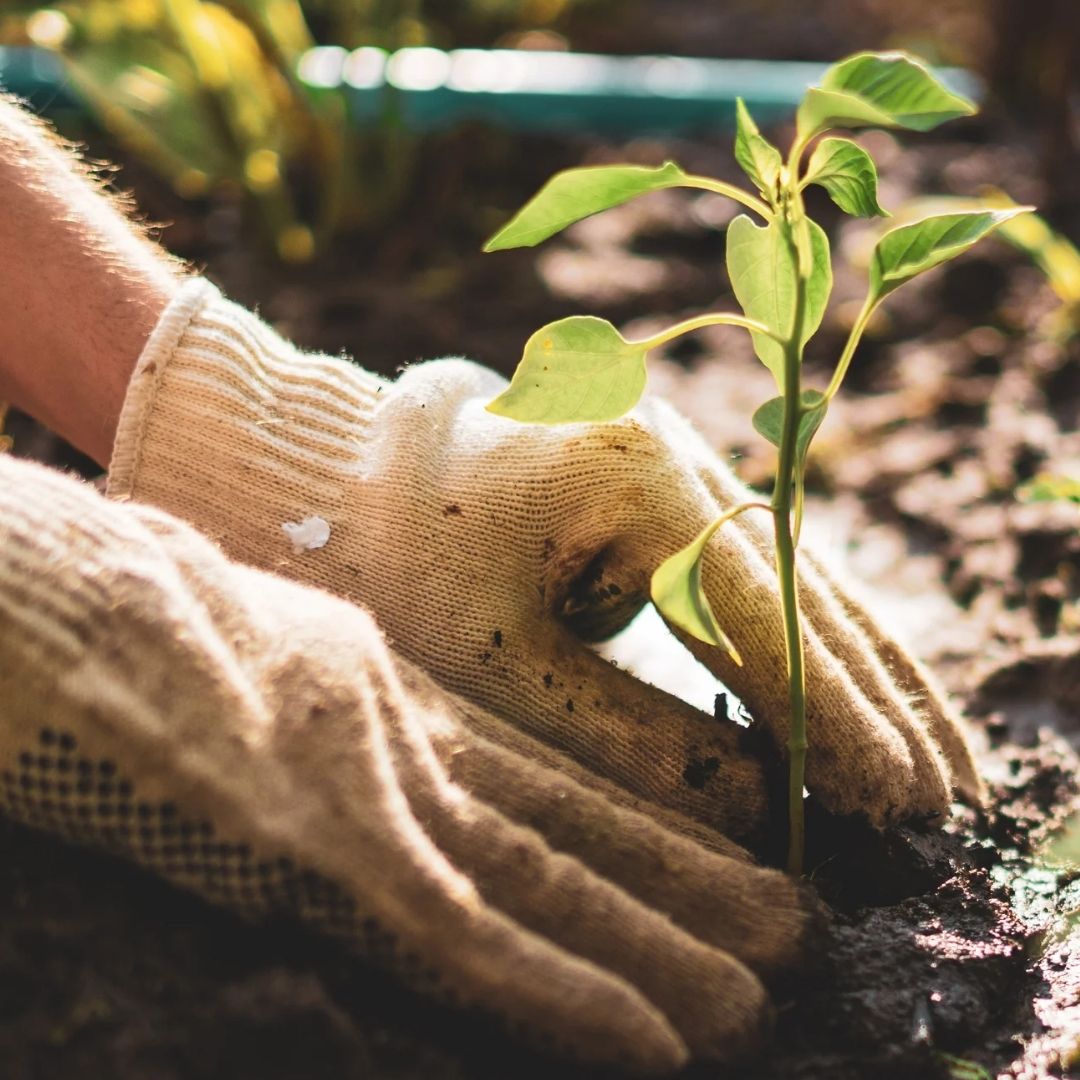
[803,138,888,218]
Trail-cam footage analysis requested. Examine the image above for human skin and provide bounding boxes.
[0,94,182,465]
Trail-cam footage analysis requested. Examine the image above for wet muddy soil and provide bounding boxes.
[6,3,1080,1078]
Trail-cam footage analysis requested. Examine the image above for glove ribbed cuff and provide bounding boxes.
[107,278,386,561]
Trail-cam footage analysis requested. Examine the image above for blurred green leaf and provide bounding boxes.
[14,0,344,260]
[937,1054,993,1080]
[1019,473,1080,506]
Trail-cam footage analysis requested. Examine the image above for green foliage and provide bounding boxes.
[803,137,886,218]
[994,201,1080,341]
[484,162,691,251]
[487,316,648,423]
[937,1053,993,1080]
[485,49,1028,875]
[5,0,598,258]
[752,391,828,469]
[9,0,338,260]
[869,209,1028,304]
[796,51,977,141]
[726,215,832,385]
[301,0,600,51]
[734,98,782,204]
[650,516,742,663]
[1019,474,1080,506]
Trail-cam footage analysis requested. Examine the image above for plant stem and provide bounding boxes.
[702,502,775,536]
[824,294,875,400]
[637,312,778,351]
[792,465,807,547]
[682,175,773,220]
[774,214,810,877]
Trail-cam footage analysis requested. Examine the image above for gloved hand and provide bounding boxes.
[0,454,815,1073]
[109,280,981,838]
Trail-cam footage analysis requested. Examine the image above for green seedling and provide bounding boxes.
[484,50,1031,874]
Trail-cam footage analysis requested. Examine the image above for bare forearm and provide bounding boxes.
[0,95,184,465]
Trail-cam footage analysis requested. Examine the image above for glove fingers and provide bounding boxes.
[0,679,687,1075]
[0,463,690,1074]
[390,710,772,1063]
[474,625,771,842]
[0,618,687,1074]
[799,549,983,804]
[683,546,952,823]
[568,528,949,825]
[601,516,951,824]
[437,722,818,980]
[445,692,752,858]
[548,436,954,827]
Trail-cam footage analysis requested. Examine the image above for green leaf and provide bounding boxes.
[486,316,647,423]
[803,137,887,218]
[797,89,896,141]
[869,208,1031,303]
[734,98,782,203]
[937,1053,994,1080]
[796,51,977,140]
[725,215,832,384]
[1019,473,1080,505]
[651,520,742,662]
[752,390,828,466]
[484,161,690,251]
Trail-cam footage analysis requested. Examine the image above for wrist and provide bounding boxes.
[0,95,183,464]
[108,280,386,576]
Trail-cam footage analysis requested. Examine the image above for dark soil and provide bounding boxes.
[6,2,1080,1078]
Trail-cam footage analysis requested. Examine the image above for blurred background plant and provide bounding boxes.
[2,0,1078,267]
[2,0,342,260]
[0,0,600,261]
[1020,474,1080,508]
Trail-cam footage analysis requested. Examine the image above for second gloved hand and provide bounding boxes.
[109,280,981,841]
[0,454,817,1072]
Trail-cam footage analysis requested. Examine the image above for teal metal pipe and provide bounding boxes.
[0,43,981,135]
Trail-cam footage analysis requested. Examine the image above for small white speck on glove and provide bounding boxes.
[281,515,331,553]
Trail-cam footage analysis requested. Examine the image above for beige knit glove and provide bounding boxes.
[109,280,981,838]
[0,454,814,1072]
